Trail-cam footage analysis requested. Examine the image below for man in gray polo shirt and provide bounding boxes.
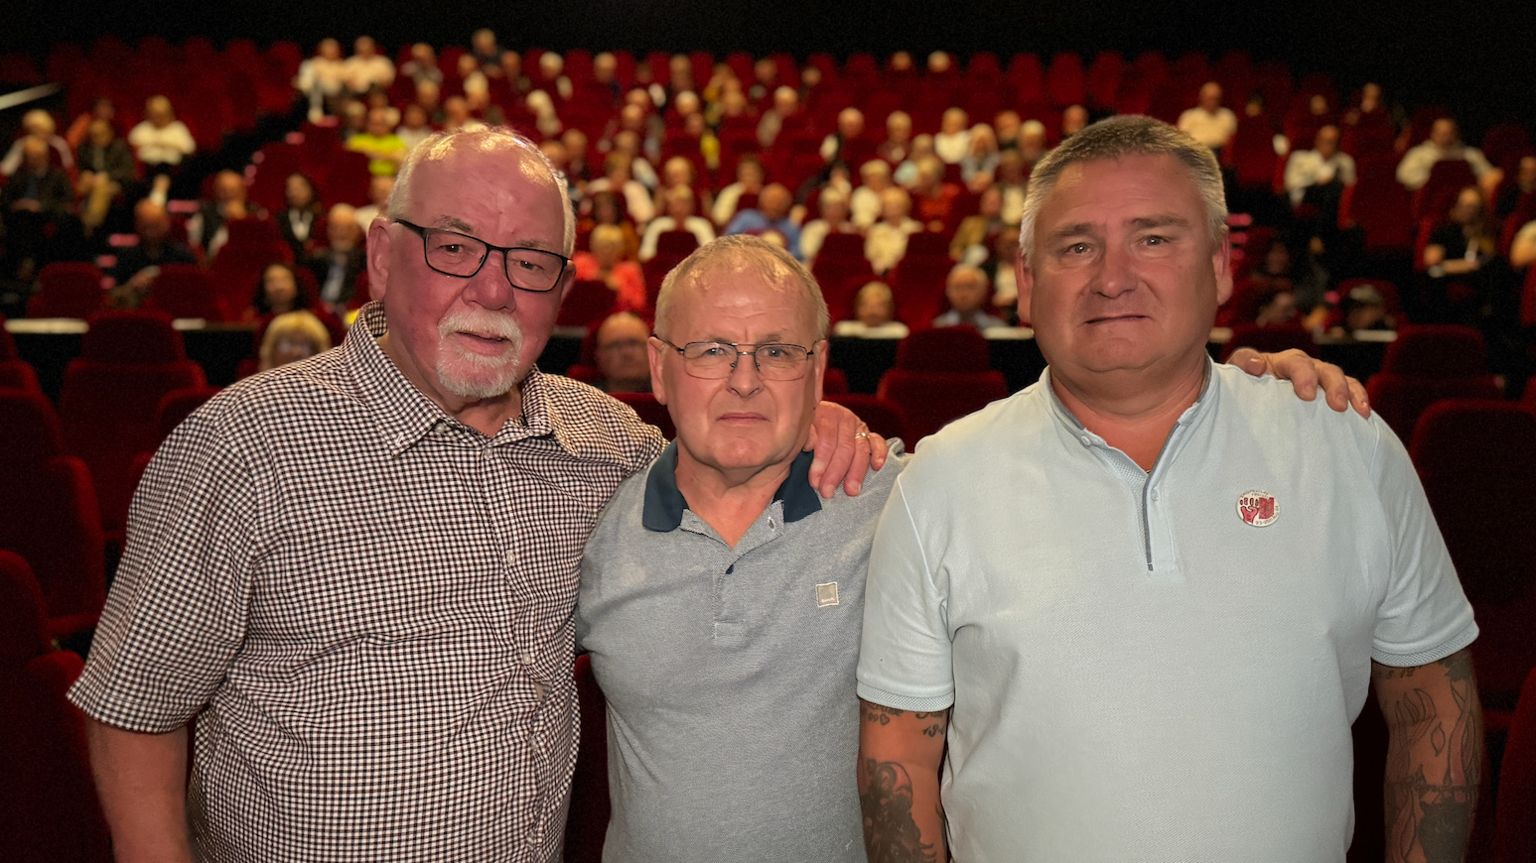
[576,235,899,861]
[857,116,1480,862]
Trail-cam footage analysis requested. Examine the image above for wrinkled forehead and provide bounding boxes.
[400,145,561,218]
[677,259,814,324]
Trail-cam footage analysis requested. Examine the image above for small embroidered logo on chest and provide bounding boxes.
[1237,490,1279,527]
[815,581,840,608]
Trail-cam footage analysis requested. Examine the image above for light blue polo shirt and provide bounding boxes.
[858,360,1477,862]
[578,441,903,862]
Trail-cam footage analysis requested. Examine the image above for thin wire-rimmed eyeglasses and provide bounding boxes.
[654,336,819,381]
[394,219,569,293]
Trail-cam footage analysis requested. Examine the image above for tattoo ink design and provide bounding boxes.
[1381,652,1482,863]
[859,757,938,863]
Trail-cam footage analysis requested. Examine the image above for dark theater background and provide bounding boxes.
[1,2,1534,862]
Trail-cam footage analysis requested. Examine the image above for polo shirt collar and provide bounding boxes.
[1040,357,1217,441]
[641,442,822,532]
[345,302,571,457]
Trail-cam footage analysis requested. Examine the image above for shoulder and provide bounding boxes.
[539,372,667,467]
[1210,363,1383,459]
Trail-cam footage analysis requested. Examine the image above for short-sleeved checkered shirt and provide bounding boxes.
[69,302,664,863]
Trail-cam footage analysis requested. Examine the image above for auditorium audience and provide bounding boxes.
[934,108,972,164]
[851,159,896,228]
[187,170,258,259]
[1511,220,1536,270]
[341,35,394,95]
[127,95,195,203]
[865,187,922,274]
[64,96,117,150]
[723,183,801,258]
[1284,125,1356,209]
[295,38,347,119]
[347,107,408,176]
[877,110,914,167]
[399,43,442,87]
[245,262,310,322]
[275,173,323,259]
[306,203,367,312]
[1,109,74,177]
[73,118,138,236]
[799,187,859,263]
[2,137,75,279]
[950,185,1006,265]
[353,175,395,229]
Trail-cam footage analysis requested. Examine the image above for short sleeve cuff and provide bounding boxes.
[1372,619,1479,668]
[856,682,954,714]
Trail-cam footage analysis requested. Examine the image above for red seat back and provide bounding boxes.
[28,262,107,320]
[557,280,618,329]
[1496,668,1536,863]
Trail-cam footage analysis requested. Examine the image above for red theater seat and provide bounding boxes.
[0,390,106,640]
[564,654,610,863]
[1496,668,1536,863]
[877,328,1008,448]
[0,551,112,863]
[59,312,207,531]
[1365,325,1502,438]
[0,315,42,394]
[27,262,107,320]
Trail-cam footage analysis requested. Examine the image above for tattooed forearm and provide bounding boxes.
[1374,649,1482,863]
[858,758,938,863]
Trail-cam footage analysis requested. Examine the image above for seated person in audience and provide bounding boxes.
[188,171,260,259]
[0,109,74,176]
[1017,120,1049,168]
[932,264,1007,330]
[258,310,332,372]
[1420,186,1497,323]
[574,224,648,313]
[834,280,911,338]
[1495,154,1536,221]
[588,153,656,225]
[724,184,802,259]
[1396,117,1497,193]
[988,226,1022,321]
[305,203,366,312]
[995,149,1029,225]
[110,200,197,288]
[470,27,503,73]
[876,110,914,166]
[865,187,922,274]
[654,156,709,216]
[532,51,573,103]
[850,159,896,229]
[353,175,395,230]
[342,35,394,95]
[580,190,641,260]
[1,137,75,279]
[934,108,972,165]
[1284,125,1355,217]
[756,86,804,149]
[1249,237,1329,323]
[894,134,935,187]
[128,95,196,201]
[1177,81,1239,150]
[65,97,117,150]
[798,187,860,263]
[1333,283,1396,335]
[346,108,408,177]
[295,38,347,120]
[276,173,323,260]
[244,261,311,322]
[1253,288,1300,328]
[1510,219,1536,269]
[994,109,1023,152]
[908,156,962,233]
[711,155,766,227]
[960,124,1000,192]
[74,118,138,236]
[639,186,716,263]
[396,103,433,153]
[592,311,653,393]
[456,54,492,113]
[1061,104,1090,138]
[820,108,868,165]
[950,186,1006,266]
[399,42,442,86]
[439,96,485,134]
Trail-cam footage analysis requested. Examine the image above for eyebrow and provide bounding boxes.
[1044,214,1193,244]
[1128,215,1193,230]
[425,216,562,253]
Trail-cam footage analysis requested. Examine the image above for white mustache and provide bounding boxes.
[439,310,523,345]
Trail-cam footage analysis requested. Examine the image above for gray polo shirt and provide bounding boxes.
[577,442,903,862]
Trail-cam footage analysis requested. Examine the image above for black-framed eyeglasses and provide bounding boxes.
[654,336,819,381]
[395,219,569,293]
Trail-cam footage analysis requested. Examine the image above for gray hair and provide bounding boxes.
[1018,114,1227,261]
[654,235,829,341]
[387,126,575,255]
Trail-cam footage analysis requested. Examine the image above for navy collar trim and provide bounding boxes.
[641,442,822,532]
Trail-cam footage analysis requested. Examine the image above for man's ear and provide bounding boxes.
[1014,252,1034,327]
[366,219,392,302]
[647,336,669,405]
[1213,232,1234,305]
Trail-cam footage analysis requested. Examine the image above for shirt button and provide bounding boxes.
[520,650,537,666]
[1151,490,1160,501]
[505,549,517,566]
[1079,434,1093,446]
[767,518,776,529]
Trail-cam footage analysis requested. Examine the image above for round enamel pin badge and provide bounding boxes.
[1236,490,1279,527]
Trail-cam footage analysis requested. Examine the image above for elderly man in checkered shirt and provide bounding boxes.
[68,128,885,863]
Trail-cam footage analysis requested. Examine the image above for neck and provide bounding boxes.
[1050,356,1208,472]
[674,455,796,548]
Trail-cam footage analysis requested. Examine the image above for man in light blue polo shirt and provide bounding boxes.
[856,116,1480,862]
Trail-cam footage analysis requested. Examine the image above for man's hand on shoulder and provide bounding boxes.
[807,400,889,498]
[1229,347,1370,417]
